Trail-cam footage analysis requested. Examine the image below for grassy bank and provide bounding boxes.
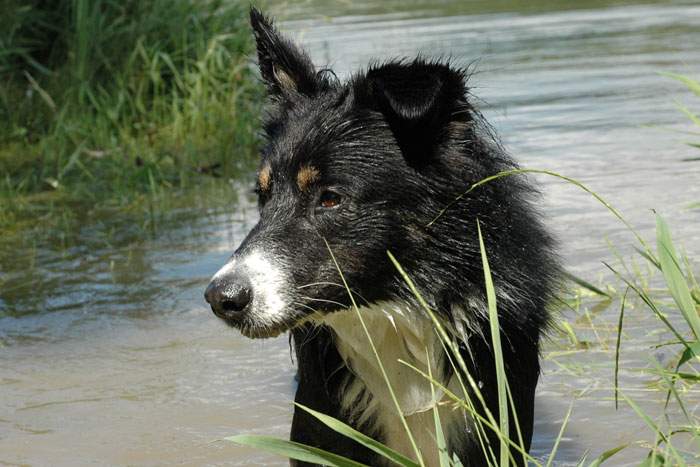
[0,0,262,229]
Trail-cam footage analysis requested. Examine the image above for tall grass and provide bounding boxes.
[0,0,261,227]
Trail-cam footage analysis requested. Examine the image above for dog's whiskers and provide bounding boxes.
[293,301,322,314]
[296,281,345,289]
[297,296,346,308]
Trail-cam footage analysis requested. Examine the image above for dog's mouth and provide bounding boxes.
[212,302,320,339]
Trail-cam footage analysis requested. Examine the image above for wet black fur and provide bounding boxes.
[226,8,559,465]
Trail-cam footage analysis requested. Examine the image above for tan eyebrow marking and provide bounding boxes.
[296,165,320,192]
[258,165,271,192]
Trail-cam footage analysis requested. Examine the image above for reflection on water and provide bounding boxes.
[1,1,700,465]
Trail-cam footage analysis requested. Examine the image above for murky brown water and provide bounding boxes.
[2,1,700,465]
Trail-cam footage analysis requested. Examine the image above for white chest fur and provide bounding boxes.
[319,302,464,465]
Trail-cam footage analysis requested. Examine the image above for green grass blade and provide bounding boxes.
[614,288,629,410]
[674,372,700,382]
[638,451,668,467]
[23,71,56,111]
[674,100,700,127]
[563,270,612,298]
[428,169,652,257]
[325,240,425,466]
[586,444,628,467]
[387,251,519,465]
[677,341,700,368]
[450,453,465,466]
[620,394,686,466]
[661,72,700,97]
[559,320,581,347]
[653,359,691,422]
[655,214,700,340]
[545,402,574,467]
[295,403,420,467]
[438,341,498,465]
[604,262,692,353]
[635,246,661,270]
[397,359,538,465]
[426,352,451,467]
[225,434,370,467]
[477,220,509,467]
[504,380,527,466]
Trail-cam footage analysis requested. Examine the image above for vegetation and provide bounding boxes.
[0,0,262,229]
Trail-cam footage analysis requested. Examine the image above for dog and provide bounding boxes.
[204,8,559,466]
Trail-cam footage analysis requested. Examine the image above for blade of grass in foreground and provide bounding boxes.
[614,288,628,410]
[604,262,692,353]
[660,72,700,97]
[676,342,700,368]
[294,403,420,467]
[621,393,686,466]
[427,169,653,258]
[426,351,451,467]
[477,220,510,467]
[545,402,574,467]
[387,251,511,465]
[505,378,527,466]
[325,239,425,466]
[653,358,691,422]
[225,434,370,467]
[396,358,538,465]
[585,444,628,467]
[562,270,612,298]
[656,214,700,340]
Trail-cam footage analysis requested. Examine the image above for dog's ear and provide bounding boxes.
[356,61,469,164]
[250,7,317,97]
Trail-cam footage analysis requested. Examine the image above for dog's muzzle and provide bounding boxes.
[204,250,289,336]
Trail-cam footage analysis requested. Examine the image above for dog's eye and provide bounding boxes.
[319,190,342,209]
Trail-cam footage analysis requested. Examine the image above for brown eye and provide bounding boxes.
[319,190,342,209]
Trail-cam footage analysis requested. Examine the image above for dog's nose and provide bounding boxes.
[204,273,253,322]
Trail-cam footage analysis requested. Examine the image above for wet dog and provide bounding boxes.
[205,8,558,466]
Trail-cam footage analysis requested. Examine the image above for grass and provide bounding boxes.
[225,74,700,465]
[0,0,262,230]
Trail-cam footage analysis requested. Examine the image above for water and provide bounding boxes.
[1,1,700,465]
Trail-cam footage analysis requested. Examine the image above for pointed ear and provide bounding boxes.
[249,8,318,97]
[355,61,469,163]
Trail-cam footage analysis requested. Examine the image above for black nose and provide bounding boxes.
[204,272,253,323]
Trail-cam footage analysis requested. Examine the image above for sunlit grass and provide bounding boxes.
[0,0,262,229]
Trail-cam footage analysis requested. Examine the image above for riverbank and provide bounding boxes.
[0,0,261,230]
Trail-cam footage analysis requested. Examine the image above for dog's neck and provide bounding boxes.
[322,301,446,414]
[319,302,465,464]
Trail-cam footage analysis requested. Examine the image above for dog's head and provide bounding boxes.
[204,8,479,338]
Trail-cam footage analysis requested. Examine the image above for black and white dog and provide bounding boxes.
[205,8,558,466]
